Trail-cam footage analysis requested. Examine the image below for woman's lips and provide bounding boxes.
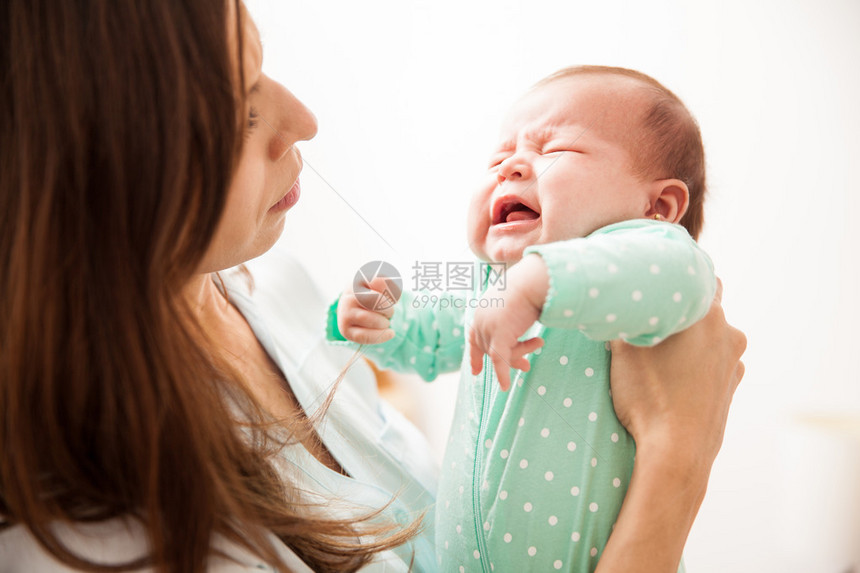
[270,179,301,213]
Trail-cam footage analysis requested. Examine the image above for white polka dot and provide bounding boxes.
[554,560,563,570]
[673,292,683,302]
[523,502,533,512]
[467,411,475,420]
[678,316,687,324]
[567,441,577,452]
[688,265,697,275]
[474,550,480,559]
[500,449,509,459]
[446,500,450,508]
[559,355,569,366]
[563,397,572,408]
[545,471,554,481]
[519,459,528,469]
[613,478,621,487]
[606,313,617,322]
[453,327,461,336]
[607,263,618,273]
[650,264,660,274]
[589,502,599,512]
[482,480,489,490]
[591,547,598,557]
[451,462,456,469]
[652,336,662,344]
[549,515,558,525]
[445,540,449,549]
[499,490,508,500]
[588,412,598,421]
[528,546,537,557]
[504,533,512,543]
[571,532,581,542]
[649,316,659,326]
[611,432,619,442]
[563,308,574,317]
[537,385,546,396]
[566,262,576,272]
[591,457,597,467]
[458,485,464,494]
[589,287,599,298]
[518,417,525,427]
[459,567,465,573]
[585,367,594,377]
[534,347,542,355]
[540,428,550,438]
[570,486,580,496]
[424,345,432,352]
[409,356,417,364]
[484,521,490,531]
[491,564,494,571]
[456,524,462,534]
[485,439,493,448]
[632,290,643,301]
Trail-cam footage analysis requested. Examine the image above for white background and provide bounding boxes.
[246,1,860,571]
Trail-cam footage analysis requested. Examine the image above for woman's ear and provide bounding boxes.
[646,179,689,223]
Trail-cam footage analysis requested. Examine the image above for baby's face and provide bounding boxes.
[467,75,655,263]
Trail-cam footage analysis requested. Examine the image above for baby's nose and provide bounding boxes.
[498,155,532,181]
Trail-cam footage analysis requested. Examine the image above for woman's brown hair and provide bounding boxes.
[0,1,416,571]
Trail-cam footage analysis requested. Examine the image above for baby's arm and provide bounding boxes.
[526,220,716,345]
[469,221,716,388]
[327,281,467,382]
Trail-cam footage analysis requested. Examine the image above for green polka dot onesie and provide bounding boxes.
[327,220,716,573]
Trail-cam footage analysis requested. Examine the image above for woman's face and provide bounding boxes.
[197,2,317,274]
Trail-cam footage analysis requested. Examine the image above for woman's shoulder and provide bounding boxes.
[0,520,312,573]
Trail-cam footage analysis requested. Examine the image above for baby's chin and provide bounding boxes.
[473,240,530,265]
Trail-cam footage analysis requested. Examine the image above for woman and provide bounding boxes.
[0,1,746,572]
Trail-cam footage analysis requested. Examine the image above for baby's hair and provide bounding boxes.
[536,66,707,239]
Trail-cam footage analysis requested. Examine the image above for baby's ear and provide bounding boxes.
[646,179,689,223]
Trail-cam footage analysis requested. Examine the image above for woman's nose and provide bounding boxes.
[497,153,533,183]
[268,89,318,162]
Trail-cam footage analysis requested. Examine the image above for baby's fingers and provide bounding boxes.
[514,337,544,357]
[343,326,395,345]
[491,351,512,392]
[469,327,487,376]
[350,308,391,331]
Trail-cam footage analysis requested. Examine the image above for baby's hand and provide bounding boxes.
[468,255,549,391]
[337,276,397,345]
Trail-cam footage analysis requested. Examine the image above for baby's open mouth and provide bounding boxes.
[492,197,540,225]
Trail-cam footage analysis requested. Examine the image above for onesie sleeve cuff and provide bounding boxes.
[522,244,588,327]
[326,295,349,342]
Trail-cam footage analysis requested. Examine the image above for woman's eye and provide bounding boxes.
[246,107,260,137]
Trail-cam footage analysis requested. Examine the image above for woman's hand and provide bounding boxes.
[597,278,746,573]
[609,278,746,470]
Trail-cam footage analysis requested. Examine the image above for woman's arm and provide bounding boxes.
[596,279,746,573]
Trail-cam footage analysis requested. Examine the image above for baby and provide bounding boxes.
[328,66,715,572]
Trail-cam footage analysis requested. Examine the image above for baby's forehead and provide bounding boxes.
[499,74,649,143]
